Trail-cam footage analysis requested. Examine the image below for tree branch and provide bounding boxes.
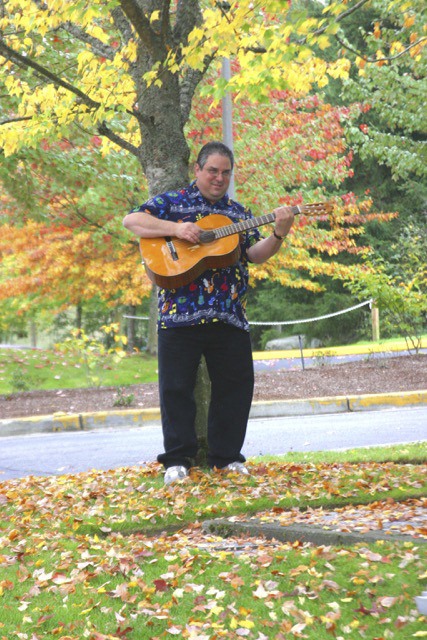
[70,206,126,242]
[172,0,205,123]
[29,0,118,60]
[179,67,205,125]
[159,0,172,46]
[317,0,371,33]
[111,6,134,43]
[0,37,144,121]
[60,22,116,61]
[97,121,139,157]
[174,0,202,48]
[0,37,101,110]
[0,115,32,126]
[243,0,372,53]
[335,34,427,63]
[118,0,160,54]
[0,38,141,154]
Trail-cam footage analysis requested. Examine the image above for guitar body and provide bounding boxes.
[139,214,241,289]
[138,202,331,289]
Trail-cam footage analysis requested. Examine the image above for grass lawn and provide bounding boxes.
[0,444,426,639]
[0,348,158,395]
[1,334,425,395]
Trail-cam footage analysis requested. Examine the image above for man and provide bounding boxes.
[123,142,294,485]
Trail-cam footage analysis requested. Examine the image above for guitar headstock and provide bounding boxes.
[299,202,333,215]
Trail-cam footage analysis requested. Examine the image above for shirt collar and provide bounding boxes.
[189,180,230,206]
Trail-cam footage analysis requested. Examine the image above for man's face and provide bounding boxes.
[195,153,232,203]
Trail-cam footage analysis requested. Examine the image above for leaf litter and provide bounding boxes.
[0,459,426,639]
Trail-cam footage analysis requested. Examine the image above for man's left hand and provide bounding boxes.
[273,206,295,238]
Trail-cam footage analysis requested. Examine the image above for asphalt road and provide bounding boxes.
[253,348,427,372]
[0,406,426,481]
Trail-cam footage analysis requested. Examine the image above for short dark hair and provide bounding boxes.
[196,141,234,170]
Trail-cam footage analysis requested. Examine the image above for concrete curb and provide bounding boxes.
[250,390,427,418]
[0,407,162,437]
[1,390,426,438]
[202,517,427,547]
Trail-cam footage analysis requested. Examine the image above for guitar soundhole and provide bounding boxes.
[199,230,216,244]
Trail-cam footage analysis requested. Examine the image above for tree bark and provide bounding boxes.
[2,0,211,463]
[194,356,211,468]
[126,305,136,352]
[76,303,83,331]
[147,285,158,355]
[121,4,210,457]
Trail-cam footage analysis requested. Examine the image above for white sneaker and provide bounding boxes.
[224,462,250,475]
[164,465,188,485]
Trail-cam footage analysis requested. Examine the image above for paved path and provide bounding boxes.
[1,406,426,481]
[254,347,427,372]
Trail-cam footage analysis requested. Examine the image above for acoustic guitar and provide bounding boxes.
[139,202,332,289]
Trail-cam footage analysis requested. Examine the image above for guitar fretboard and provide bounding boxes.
[199,205,302,244]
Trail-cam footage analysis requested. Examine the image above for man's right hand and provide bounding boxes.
[175,221,202,244]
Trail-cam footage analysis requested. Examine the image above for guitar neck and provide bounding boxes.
[200,205,302,243]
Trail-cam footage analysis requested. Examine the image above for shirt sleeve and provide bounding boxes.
[130,194,170,219]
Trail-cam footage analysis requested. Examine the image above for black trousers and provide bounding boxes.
[157,323,254,469]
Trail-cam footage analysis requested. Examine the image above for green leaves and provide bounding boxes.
[55,324,127,388]
[345,216,427,351]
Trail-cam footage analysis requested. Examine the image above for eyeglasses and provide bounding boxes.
[204,167,232,178]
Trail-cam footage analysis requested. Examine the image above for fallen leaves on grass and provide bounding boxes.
[232,498,427,539]
[0,460,426,639]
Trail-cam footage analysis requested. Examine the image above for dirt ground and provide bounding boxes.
[1,354,426,420]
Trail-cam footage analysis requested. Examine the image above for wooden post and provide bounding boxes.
[371,302,380,342]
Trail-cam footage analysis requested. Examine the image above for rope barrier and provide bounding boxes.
[249,299,373,326]
[123,298,373,327]
[124,300,373,326]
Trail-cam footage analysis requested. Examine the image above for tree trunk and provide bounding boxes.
[131,38,210,462]
[126,305,136,352]
[29,320,37,348]
[134,64,191,196]
[194,357,211,468]
[76,303,83,330]
[147,285,158,355]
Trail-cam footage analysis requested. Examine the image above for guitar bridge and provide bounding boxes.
[165,237,179,261]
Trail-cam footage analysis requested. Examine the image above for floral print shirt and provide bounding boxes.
[132,182,261,331]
